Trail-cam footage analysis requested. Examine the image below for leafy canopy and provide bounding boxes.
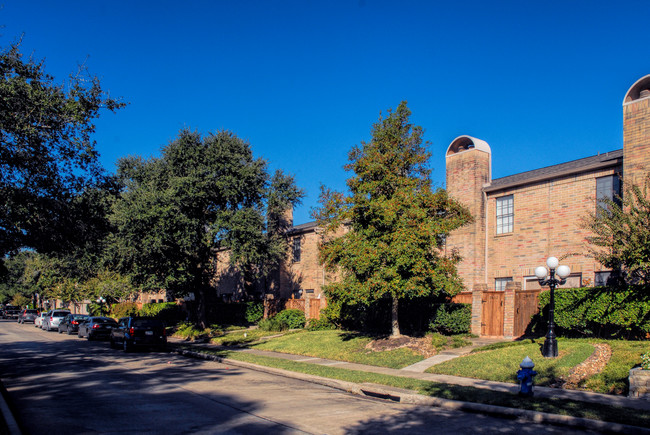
[314,101,471,335]
[108,129,303,299]
[0,41,125,256]
[584,175,650,290]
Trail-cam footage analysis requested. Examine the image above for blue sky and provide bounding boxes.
[3,1,650,224]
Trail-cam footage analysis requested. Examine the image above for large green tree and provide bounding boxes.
[314,102,472,336]
[108,129,302,326]
[0,41,125,257]
[584,175,650,290]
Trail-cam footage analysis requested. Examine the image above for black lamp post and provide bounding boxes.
[535,257,571,358]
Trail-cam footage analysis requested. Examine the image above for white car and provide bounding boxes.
[35,313,47,328]
[42,310,71,331]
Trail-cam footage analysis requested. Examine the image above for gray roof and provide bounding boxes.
[287,221,318,234]
[485,149,623,193]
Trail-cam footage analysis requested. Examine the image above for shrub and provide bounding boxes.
[110,302,139,318]
[140,302,183,325]
[430,332,447,349]
[307,316,336,331]
[173,322,203,341]
[537,286,650,338]
[275,309,306,329]
[258,309,306,331]
[245,301,264,324]
[429,303,471,335]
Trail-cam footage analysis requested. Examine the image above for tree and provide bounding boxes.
[108,129,302,327]
[0,41,125,257]
[584,175,650,290]
[314,102,472,336]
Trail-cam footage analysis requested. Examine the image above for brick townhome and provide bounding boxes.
[213,74,650,335]
[446,74,650,337]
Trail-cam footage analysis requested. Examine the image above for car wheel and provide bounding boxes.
[67,327,73,335]
[58,328,62,334]
[123,340,131,353]
[110,337,117,349]
[78,331,83,338]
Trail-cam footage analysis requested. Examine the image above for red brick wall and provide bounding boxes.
[446,148,490,289]
[624,95,650,186]
[485,168,618,290]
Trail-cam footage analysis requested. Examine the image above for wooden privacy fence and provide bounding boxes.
[450,292,473,304]
[265,297,327,320]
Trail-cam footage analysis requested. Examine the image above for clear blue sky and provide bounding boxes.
[3,1,649,224]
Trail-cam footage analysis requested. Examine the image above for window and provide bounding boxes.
[596,175,621,211]
[292,238,301,262]
[496,195,514,234]
[495,277,513,291]
[595,271,611,287]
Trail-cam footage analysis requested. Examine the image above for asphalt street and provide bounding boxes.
[0,320,600,434]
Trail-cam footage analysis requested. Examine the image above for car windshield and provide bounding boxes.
[24,310,37,314]
[95,318,117,325]
[53,312,69,317]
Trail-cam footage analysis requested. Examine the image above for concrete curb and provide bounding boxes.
[176,348,650,434]
[0,379,22,435]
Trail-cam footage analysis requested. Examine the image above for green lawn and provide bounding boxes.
[427,338,648,394]
[252,330,424,369]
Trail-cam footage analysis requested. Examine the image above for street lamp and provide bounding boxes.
[535,257,571,358]
[96,297,106,316]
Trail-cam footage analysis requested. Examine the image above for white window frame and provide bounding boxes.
[496,195,514,234]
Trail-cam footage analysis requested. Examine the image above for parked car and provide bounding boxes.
[42,310,71,331]
[110,317,167,352]
[3,305,20,319]
[78,317,118,340]
[17,309,39,324]
[35,312,47,328]
[58,314,89,335]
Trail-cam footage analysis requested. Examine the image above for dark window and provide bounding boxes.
[292,238,301,262]
[596,175,621,211]
[595,271,611,287]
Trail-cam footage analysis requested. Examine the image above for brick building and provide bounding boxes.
[213,74,650,332]
[446,74,650,336]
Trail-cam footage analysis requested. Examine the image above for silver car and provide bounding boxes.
[42,310,71,331]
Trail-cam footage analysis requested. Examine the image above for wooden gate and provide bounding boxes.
[514,290,540,337]
[309,298,326,320]
[481,291,504,337]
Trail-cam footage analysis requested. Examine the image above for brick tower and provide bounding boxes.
[445,136,491,289]
[623,74,650,186]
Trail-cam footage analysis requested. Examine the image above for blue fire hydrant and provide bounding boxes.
[517,356,537,397]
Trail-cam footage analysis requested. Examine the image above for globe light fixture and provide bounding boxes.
[96,297,107,316]
[536,257,571,358]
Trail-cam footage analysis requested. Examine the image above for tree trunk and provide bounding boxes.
[391,296,401,337]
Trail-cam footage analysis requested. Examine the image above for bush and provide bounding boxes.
[258,309,306,331]
[307,316,336,331]
[429,303,471,335]
[430,332,447,349]
[536,286,650,338]
[275,309,306,329]
[642,352,650,370]
[110,302,139,318]
[140,302,183,325]
[173,322,203,341]
[245,301,264,324]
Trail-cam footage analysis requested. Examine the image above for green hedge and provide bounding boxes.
[259,309,306,331]
[537,286,650,339]
[429,303,471,335]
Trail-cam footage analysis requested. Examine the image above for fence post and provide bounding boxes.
[503,281,521,339]
[471,284,487,336]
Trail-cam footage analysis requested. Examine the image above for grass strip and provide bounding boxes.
[172,344,650,429]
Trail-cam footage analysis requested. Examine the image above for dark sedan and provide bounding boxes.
[110,317,167,352]
[58,314,89,335]
[77,317,118,341]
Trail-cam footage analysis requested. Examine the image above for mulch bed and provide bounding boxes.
[550,343,612,389]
